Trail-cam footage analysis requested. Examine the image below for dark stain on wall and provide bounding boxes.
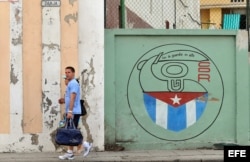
[44,120,54,129]
[30,134,39,145]
[15,8,21,23]
[42,43,60,51]
[50,106,59,116]
[21,119,25,132]
[43,93,52,114]
[19,137,25,142]
[46,97,52,107]
[38,145,43,152]
[64,12,78,25]
[11,34,22,45]
[10,64,19,84]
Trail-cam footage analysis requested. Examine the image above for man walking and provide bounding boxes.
[58,66,92,160]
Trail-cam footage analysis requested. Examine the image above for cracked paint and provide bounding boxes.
[87,58,96,87]
[78,57,97,143]
[81,116,93,143]
[44,120,54,129]
[10,63,19,84]
[50,106,59,116]
[46,96,52,107]
[42,92,46,102]
[30,134,39,145]
[11,34,22,45]
[64,12,78,25]
[42,43,60,51]
[43,96,52,113]
[41,20,61,133]
[81,58,96,96]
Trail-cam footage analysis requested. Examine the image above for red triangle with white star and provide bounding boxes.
[145,91,207,107]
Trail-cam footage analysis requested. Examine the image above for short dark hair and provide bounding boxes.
[65,66,75,73]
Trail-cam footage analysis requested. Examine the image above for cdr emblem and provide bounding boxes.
[127,44,224,141]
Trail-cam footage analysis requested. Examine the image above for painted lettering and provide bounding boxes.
[228,150,246,157]
[198,61,210,82]
[46,1,58,5]
[41,0,61,7]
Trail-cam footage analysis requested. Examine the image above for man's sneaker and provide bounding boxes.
[83,143,92,157]
[58,152,74,160]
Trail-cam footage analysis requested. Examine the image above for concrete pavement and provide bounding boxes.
[0,149,223,162]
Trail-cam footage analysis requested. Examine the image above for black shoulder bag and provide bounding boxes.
[80,99,87,116]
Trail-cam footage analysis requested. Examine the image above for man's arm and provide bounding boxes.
[67,92,76,118]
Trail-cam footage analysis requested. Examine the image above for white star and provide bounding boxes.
[170,94,182,105]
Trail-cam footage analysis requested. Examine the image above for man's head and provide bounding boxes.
[65,66,75,80]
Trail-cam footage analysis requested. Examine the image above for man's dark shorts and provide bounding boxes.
[72,114,81,128]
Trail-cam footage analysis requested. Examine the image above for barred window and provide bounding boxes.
[231,0,244,2]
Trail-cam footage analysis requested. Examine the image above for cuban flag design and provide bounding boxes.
[144,92,208,132]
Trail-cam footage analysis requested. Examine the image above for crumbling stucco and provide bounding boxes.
[42,91,53,114]
[78,57,97,143]
[81,57,96,95]
[81,116,93,143]
[30,134,39,145]
[44,120,54,129]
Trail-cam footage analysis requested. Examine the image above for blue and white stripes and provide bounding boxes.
[144,93,207,132]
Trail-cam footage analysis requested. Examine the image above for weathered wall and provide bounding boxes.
[105,29,250,150]
[78,0,105,151]
[0,0,104,152]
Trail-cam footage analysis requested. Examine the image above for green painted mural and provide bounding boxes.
[105,29,250,150]
[128,44,223,140]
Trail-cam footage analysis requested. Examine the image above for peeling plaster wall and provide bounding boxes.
[41,3,61,151]
[10,0,23,137]
[78,0,105,151]
[0,0,105,152]
[42,3,61,131]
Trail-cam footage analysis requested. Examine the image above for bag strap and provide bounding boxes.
[76,77,84,103]
[65,118,76,129]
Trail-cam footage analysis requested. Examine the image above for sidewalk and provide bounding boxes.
[0,149,223,162]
